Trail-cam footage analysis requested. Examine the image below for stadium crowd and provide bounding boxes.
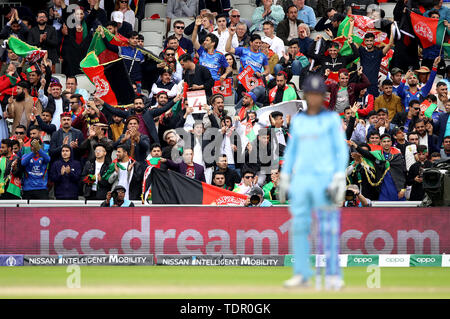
[0,0,450,206]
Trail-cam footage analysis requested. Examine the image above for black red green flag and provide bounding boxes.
[149,167,248,205]
[80,52,134,106]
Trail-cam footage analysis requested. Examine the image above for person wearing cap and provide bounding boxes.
[392,126,410,157]
[397,56,440,112]
[150,69,178,105]
[274,39,309,77]
[269,71,298,105]
[101,185,135,207]
[244,186,273,207]
[374,79,403,121]
[415,66,432,90]
[279,75,348,290]
[262,20,285,58]
[276,5,303,45]
[192,18,233,82]
[236,92,260,121]
[250,0,285,33]
[392,99,421,133]
[367,107,397,138]
[260,36,279,76]
[109,10,132,38]
[7,81,42,133]
[390,67,403,96]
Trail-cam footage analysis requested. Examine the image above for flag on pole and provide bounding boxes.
[410,11,447,49]
[7,36,47,63]
[419,99,438,118]
[80,52,135,106]
[87,26,129,64]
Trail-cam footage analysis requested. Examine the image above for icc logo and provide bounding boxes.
[6,256,17,266]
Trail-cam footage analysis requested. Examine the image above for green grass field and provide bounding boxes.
[0,266,449,299]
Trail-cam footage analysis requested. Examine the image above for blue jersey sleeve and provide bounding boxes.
[234,47,244,57]
[262,54,268,66]
[197,46,205,55]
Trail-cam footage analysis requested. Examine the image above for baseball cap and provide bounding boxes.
[243,91,257,101]
[112,184,126,194]
[390,67,403,75]
[376,108,388,114]
[261,36,272,46]
[302,75,327,94]
[367,110,378,118]
[111,11,124,23]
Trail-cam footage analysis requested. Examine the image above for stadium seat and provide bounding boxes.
[224,105,236,117]
[145,3,167,19]
[233,4,257,21]
[141,18,166,33]
[224,91,236,106]
[230,0,254,5]
[141,31,164,47]
[141,89,150,97]
[75,74,96,94]
[144,45,163,56]
[379,3,396,18]
[169,17,195,33]
[291,75,300,90]
[52,73,66,88]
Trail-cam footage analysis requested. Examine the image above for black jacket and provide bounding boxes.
[101,99,175,144]
[0,21,28,41]
[407,160,433,201]
[114,133,151,163]
[45,95,71,116]
[276,18,303,45]
[183,64,215,98]
[391,111,418,132]
[50,128,85,161]
[81,159,111,200]
[27,25,59,64]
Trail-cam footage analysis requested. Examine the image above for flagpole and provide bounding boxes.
[438,26,446,58]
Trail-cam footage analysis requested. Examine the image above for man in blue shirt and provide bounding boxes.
[192,16,232,82]
[295,0,316,29]
[397,57,440,112]
[424,0,450,22]
[21,138,50,200]
[226,30,270,97]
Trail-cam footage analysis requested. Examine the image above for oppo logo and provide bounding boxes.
[354,257,373,263]
[386,257,405,262]
[417,258,436,263]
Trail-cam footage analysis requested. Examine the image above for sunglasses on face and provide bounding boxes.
[166,53,175,56]
[413,107,420,110]
[231,15,240,18]
[119,0,127,3]
[244,175,254,179]
[175,26,185,29]
[15,131,25,135]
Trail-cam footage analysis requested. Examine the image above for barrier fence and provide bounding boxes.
[0,207,449,256]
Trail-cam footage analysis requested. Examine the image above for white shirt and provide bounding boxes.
[51,98,63,129]
[221,133,235,165]
[92,160,104,191]
[405,144,417,171]
[419,134,428,149]
[269,35,285,58]
[193,137,204,167]
[117,161,130,200]
[213,29,239,54]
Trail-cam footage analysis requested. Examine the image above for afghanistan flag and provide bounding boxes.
[419,99,438,118]
[410,11,448,49]
[80,51,135,106]
[88,26,129,64]
[149,167,248,205]
[7,36,47,63]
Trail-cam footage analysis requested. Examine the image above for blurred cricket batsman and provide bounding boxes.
[279,75,348,290]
